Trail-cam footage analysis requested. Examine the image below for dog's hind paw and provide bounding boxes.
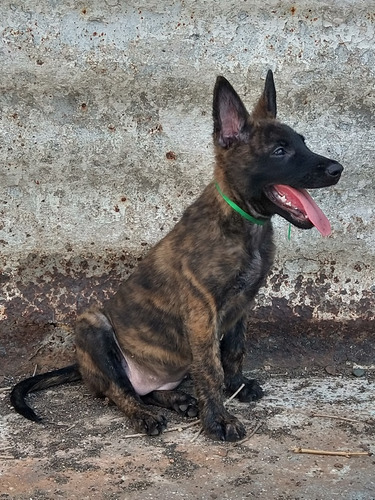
[173,393,199,418]
[177,400,199,418]
[142,390,199,418]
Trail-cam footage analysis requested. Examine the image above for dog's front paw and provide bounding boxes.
[237,378,264,402]
[133,411,167,436]
[202,409,246,442]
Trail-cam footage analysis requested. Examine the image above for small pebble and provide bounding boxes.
[325,365,336,376]
[352,368,365,377]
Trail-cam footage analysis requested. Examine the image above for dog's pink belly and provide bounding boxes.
[123,355,186,396]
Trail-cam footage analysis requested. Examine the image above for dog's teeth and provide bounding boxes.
[278,194,294,208]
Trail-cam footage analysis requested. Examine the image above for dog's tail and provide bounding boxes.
[10,364,82,422]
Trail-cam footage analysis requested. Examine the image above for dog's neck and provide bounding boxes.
[215,182,267,226]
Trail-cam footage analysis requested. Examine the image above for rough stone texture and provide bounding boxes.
[0,1,374,329]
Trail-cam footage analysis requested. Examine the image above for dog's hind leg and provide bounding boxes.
[75,309,167,436]
[142,390,199,418]
[221,318,264,402]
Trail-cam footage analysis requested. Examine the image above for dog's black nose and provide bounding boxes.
[326,161,343,179]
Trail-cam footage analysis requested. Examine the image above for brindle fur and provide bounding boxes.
[11,71,343,441]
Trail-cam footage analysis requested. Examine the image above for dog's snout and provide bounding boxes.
[326,161,343,179]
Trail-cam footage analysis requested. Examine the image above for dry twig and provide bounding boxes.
[310,412,370,424]
[234,420,263,446]
[292,447,372,458]
[224,383,245,406]
[123,419,201,439]
[122,432,149,439]
[28,344,44,360]
[167,420,200,433]
[190,427,203,443]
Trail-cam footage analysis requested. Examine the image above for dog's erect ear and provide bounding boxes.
[252,69,277,120]
[213,76,249,148]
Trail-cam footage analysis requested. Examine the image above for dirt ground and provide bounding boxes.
[1,356,374,500]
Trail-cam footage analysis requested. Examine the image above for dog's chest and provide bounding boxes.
[234,226,273,292]
[231,250,263,294]
[216,247,269,332]
[219,229,274,315]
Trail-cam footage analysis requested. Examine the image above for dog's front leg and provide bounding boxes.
[221,317,264,402]
[188,314,246,442]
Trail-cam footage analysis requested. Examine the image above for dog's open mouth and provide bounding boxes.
[265,184,331,236]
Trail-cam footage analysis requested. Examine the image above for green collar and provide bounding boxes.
[215,182,266,226]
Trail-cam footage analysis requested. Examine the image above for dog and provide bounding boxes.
[11,70,343,441]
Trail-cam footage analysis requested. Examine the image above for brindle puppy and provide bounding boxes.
[11,71,343,441]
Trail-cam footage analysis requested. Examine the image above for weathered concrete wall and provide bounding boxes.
[0,0,374,329]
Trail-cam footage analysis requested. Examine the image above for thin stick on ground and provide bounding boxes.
[234,420,263,446]
[122,419,201,439]
[310,412,367,424]
[166,420,200,434]
[292,447,372,458]
[224,383,245,406]
[28,344,44,361]
[122,432,147,439]
[190,427,203,443]
[0,387,11,393]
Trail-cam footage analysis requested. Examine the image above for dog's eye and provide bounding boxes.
[272,147,286,157]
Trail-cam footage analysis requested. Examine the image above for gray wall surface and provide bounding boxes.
[0,0,374,328]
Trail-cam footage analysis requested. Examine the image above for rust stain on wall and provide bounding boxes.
[1,250,374,381]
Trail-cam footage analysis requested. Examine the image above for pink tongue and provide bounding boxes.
[274,185,331,236]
